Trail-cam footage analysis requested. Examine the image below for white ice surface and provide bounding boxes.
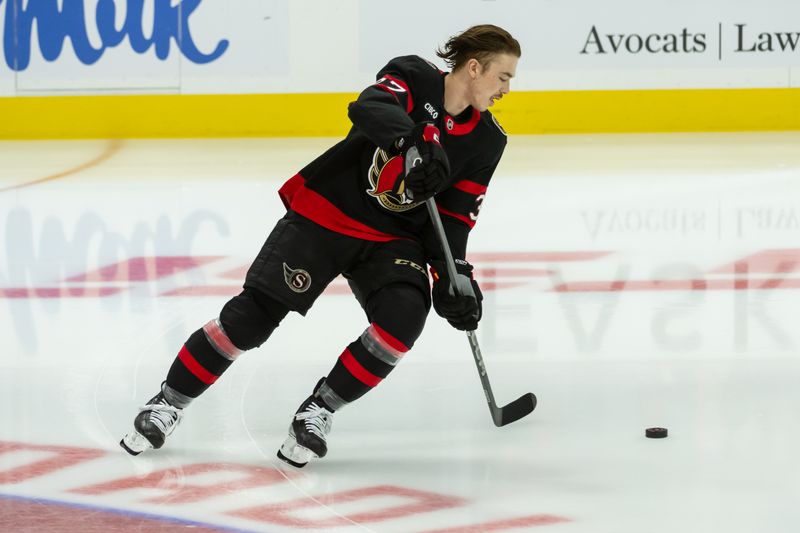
[1,133,799,532]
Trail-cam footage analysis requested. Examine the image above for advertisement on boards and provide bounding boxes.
[0,0,797,96]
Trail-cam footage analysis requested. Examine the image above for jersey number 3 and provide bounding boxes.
[470,194,485,221]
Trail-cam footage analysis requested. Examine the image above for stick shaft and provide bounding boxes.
[424,198,499,409]
[424,199,461,284]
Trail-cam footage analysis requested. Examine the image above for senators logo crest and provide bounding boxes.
[282,263,311,293]
[366,148,422,213]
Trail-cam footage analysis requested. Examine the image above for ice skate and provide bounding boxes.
[120,389,183,455]
[277,379,334,468]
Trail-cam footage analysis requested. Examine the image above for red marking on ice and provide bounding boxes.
[160,281,529,297]
[65,256,223,282]
[0,287,125,298]
[468,251,610,262]
[73,462,291,504]
[0,497,227,532]
[160,285,240,297]
[420,514,571,532]
[552,278,800,292]
[475,268,554,278]
[222,265,566,282]
[481,281,531,291]
[228,485,464,527]
[0,252,614,300]
[0,441,105,484]
[712,249,800,274]
[323,282,352,295]
[218,264,249,280]
[160,281,353,297]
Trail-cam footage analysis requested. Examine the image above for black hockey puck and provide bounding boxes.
[645,427,668,439]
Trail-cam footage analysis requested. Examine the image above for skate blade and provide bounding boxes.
[120,430,152,456]
[277,433,316,468]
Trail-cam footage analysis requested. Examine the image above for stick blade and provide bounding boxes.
[493,393,537,427]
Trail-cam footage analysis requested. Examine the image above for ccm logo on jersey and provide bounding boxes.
[424,102,439,119]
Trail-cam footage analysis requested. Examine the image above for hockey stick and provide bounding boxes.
[425,198,537,427]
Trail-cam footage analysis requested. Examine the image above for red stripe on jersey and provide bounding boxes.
[377,74,413,113]
[452,180,487,196]
[283,176,401,242]
[371,323,409,354]
[278,173,305,209]
[339,348,382,387]
[444,108,481,136]
[178,346,218,385]
[438,205,476,229]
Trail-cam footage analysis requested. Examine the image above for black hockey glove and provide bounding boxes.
[402,122,450,201]
[430,259,483,331]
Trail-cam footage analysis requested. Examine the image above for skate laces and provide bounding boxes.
[295,402,332,439]
[140,397,183,436]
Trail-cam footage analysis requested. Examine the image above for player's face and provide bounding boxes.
[469,53,518,112]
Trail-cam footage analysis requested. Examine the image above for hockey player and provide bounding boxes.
[121,24,521,467]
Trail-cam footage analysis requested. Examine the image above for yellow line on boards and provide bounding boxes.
[0,93,356,139]
[1,88,798,139]
[491,87,800,134]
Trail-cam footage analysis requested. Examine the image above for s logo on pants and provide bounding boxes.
[283,263,312,293]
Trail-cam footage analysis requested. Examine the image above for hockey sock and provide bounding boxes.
[165,319,244,403]
[163,289,288,406]
[319,322,410,411]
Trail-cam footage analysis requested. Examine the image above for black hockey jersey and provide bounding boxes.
[278,55,507,261]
